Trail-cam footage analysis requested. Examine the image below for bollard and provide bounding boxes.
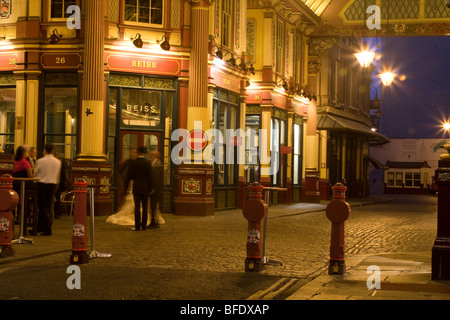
[70,180,90,264]
[0,175,19,257]
[326,183,351,275]
[242,182,268,272]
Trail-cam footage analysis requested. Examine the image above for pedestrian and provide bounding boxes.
[124,146,153,231]
[12,146,34,223]
[34,143,61,236]
[26,146,37,171]
[149,150,163,229]
[12,145,34,193]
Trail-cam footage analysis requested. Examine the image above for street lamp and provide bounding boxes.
[354,39,376,68]
[378,68,397,86]
[444,122,450,131]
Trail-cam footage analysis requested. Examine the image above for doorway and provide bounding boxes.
[119,131,161,204]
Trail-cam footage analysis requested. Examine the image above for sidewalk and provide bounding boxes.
[3,194,450,300]
[286,251,450,300]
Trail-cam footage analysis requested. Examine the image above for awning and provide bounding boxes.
[364,154,385,169]
[317,114,390,146]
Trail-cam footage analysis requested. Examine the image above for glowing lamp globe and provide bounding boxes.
[379,71,397,86]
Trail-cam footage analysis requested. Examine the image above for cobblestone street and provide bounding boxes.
[0,194,439,300]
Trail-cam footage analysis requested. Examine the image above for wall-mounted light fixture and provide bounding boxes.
[247,64,255,75]
[157,35,171,51]
[131,33,143,48]
[227,54,236,67]
[237,58,248,72]
[212,46,224,59]
[49,29,62,44]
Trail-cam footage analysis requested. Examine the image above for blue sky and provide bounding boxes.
[367,36,450,139]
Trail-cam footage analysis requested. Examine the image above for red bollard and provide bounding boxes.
[0,175,19,257]
[70,180,90,264]
[326,182,351,275]
[242,182,268,272]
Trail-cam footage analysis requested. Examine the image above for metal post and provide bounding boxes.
[261,187,284,266]
[12,179,36,245]
[88,185,111,259]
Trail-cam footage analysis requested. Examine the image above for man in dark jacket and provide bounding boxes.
[125,146,153,231]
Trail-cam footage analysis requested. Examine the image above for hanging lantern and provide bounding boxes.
[378,70,397,86]
[354,39,376,68]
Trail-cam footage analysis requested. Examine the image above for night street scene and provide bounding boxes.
[0,0,450,316]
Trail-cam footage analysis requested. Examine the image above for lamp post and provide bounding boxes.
[432,123,450,280]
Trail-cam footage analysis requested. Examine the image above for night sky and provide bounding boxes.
[369,36,450,139]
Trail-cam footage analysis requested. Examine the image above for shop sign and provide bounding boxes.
[106,54,180,75]
[41,53,82,69]
[0,53,17,70]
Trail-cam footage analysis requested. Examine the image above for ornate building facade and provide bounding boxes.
[0,0,410,215]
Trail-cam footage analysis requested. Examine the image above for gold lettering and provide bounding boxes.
[130,59,157,69]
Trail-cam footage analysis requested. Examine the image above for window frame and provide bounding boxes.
[48,0,79,22]
[122,0,165,28]
[0,85,16,155]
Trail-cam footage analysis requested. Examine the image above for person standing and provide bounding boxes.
[125,146,153,231]
[34,143,61,235]
[13,146,33,193]
[26,146,37,171]
[149,150,163,229]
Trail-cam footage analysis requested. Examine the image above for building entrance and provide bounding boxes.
[118,130,161,204]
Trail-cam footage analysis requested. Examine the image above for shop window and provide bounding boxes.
[271,118,279,185]
[44,87,78,160]
[293,122,302,185]
[245,112,260,183]
[0,87,15,155]
[124,0,163,25]
[212,89,239,209]
[107,88,118,166]
[50,0,77,19]
[121,88,161,127]
[387,172,403,187]
[163,91,174,186]
[405,172,421,188]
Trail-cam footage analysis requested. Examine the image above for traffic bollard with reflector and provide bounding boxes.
[0,175,19,257]
[70,180,90,264]
[326,182,351,275]
[242,182,268,272]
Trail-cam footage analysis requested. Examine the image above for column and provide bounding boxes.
[24,71,40,149]
[71,0,112,215]
[304,99,320,203]
[432,144,450,280]
[174,0,214,216]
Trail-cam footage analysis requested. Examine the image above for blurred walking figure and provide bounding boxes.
[34,143,61,235]
[124,146,153,231]
[149,150,163,229]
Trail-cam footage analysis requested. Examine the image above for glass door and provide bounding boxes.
[119,131,161,203]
